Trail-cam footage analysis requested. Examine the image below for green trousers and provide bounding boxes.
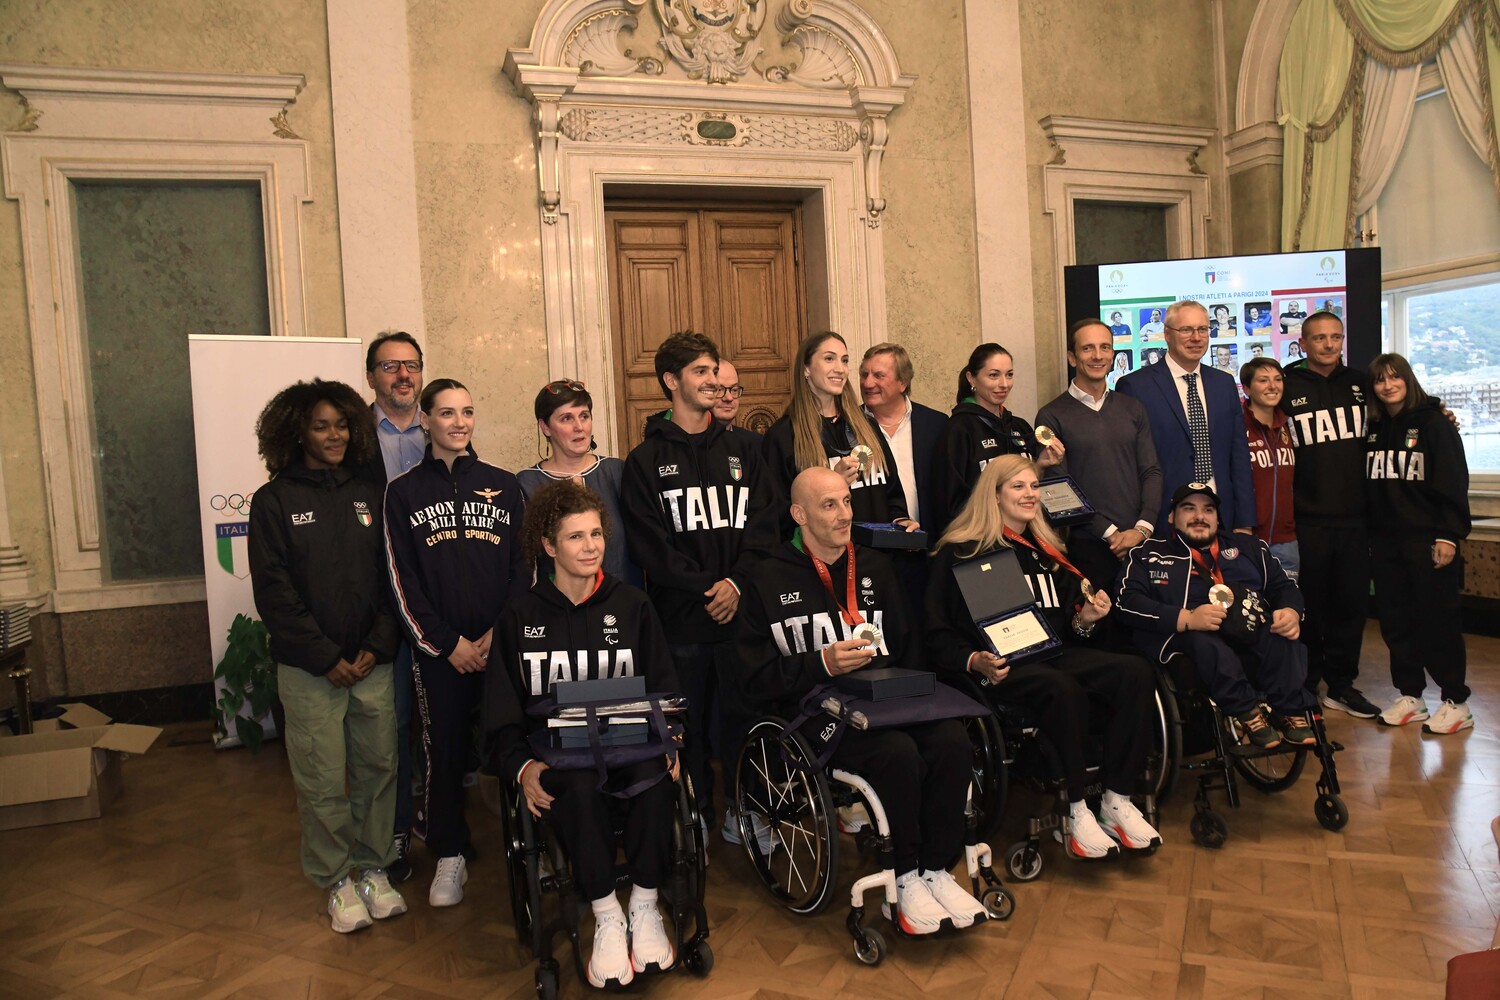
[279,661,398,888]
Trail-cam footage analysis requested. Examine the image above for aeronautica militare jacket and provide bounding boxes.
[383,445,527,661]
[1365,396,1471,544]
[620,411,778,644]
[483,572,679,782]
[1116,529,1302,662]
[1280,360,1368,524]
[248,461,399,675]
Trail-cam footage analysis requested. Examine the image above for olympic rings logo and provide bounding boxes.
[210,492,255,517]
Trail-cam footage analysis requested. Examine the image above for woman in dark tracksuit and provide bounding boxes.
[485,481,681,988]
[248,379,405,934]
[1365,354,1474,735]
[384,378,527,906]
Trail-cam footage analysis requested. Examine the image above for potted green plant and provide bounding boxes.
[214,613,277,753]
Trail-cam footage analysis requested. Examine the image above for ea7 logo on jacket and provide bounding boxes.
[524,626,546,638]
[779,592,801,605]
[980,438,998,449]
[658,464,679,477]
[292,512,315,525]
[524,648,636,695]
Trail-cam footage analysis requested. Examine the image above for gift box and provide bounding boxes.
[853,521,929,550]
[833,666,935,701]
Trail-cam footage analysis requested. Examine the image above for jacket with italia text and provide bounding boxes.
[621,411,778,643]
[1279,360,1368,524]
[734,537,915,710]
[248,461,399,675]
[483,573,679,782]
[1365,397,1470,543]
[924,535,1088,675]
[1116,530,1302,662]
[383,445,528,660]
[761,412,910,535]
[934,401,1040,533]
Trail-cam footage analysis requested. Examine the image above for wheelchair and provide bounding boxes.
[497,768,712,999]
[732,713,1013,966]
[1154,650,1348,848]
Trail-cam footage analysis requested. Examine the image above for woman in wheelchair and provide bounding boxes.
[484,481,681,988]
[927,454,1163,859]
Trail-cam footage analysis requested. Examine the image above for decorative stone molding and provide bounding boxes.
[1225,120,1284,173]
[1231,0,1300,174]
[0,63,313,610]
[505,0,912,455]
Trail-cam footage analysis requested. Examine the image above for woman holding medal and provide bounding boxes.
[926,454,1162,859]
[762,332,917,539]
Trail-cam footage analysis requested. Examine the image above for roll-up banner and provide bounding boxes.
[189,336,365,749]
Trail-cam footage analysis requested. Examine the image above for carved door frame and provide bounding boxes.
[506,0,913,457]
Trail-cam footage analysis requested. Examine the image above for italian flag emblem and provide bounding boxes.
[354,500,372,527]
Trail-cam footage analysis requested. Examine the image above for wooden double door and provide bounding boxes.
[605,204,806,454]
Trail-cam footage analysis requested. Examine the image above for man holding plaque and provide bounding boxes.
[734,466,986,934]
[1117,483,1317,749]
[1035,319,1162,604]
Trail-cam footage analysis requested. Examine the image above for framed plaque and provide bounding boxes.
[951,549,1060,664]
[1038,476,1096,525]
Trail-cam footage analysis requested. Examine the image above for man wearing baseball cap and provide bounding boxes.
[1116,483,1317,748]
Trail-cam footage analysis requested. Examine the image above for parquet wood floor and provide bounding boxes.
[2,624,1496,999]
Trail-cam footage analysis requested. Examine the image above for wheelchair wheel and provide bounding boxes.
[1190,809,1228,849]
[534,964,558,1000]
[1225,714,1307,792]
[981,884,1015,921]
[734,718,841,915]
[1148,676,1182,804]
[1004,840,1044,881]
[964,713,1008,844]
[684,940,714,976]
[853,927,886,966]
[1314,793,1348,831]
[501,787,537,943]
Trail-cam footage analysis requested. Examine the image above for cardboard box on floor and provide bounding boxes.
[0,703,161,831]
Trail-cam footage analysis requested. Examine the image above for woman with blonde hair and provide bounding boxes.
[762,331,916,536]
[925,454,1161,859]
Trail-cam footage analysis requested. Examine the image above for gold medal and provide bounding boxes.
[1209,584,1233,608]
[1081,579,1096,601]
[849,445,873,471]
[1034,425,1056,448]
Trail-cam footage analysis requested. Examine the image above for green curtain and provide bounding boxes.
[1279,0,1492,250]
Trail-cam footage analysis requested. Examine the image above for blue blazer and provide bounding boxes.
[1116,360,1255,532]
[909,401,948,528]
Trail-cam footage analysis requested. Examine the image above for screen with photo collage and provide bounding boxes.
[1070,249,1381,390]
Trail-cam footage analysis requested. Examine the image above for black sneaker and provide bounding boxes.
[1235,707,1282,750]
[388,832,413,883]
[1275,712,1317,746]
[1323,687,1380,719]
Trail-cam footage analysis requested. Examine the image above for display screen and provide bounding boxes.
[1064,248,1382,383]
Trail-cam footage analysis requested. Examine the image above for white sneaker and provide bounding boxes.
[356,868,408,919]
[723,806,775,854]
[880,871,950,935]
[837,802,871,833]
[920,868,987,929]
[1379,695,1430,727]
[628,900,676,973]
[428,855,467,907]
[328,877,373,934]
[1099,795,1162,851]
[1424,700,1474,735]
[587,910,634,987]
[1065,806,1122,860]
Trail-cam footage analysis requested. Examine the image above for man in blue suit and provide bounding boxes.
[1116,300,1256,535]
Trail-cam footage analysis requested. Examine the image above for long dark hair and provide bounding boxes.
[254,379,375,476]
[955,343,1011,404]
[788,331,886,476]
[1366,353,1430,421]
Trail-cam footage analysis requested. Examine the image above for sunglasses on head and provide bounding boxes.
[545,379,586,394]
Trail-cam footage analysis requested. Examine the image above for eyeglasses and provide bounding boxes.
[544,379,586,394]
[375,360,423,374]
[1165,325,1211,337]
[719,384,743,399]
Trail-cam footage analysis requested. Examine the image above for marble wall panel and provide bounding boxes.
[1463,538,1500,599]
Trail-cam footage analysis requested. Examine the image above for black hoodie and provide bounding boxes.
[1280,360,1369,524]
[483,573,678,781]
[933,401,1040,533]
[621,411,778,643]
[383,446,527,660]
[248,461,399,675]
[1365,397,1471,543]
[761,412,910,537]
[733,537,916,713]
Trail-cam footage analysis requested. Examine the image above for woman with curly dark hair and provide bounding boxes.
[483,480,681,988]
[246,379,407,934]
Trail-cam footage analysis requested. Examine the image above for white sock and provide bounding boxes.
[1101,790,1130,810]
[629,884,658,908]
[592,893,623,920]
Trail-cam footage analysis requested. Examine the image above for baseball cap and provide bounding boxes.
[1169,482,1220,510]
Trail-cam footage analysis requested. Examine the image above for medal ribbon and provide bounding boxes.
[809,542,864,628]
[1002,526,1089,585]
[1189,539,1225,585]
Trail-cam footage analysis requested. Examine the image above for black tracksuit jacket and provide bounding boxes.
[483,573,679,781]
[383,446,527,660]
[761,412,910,535]
[620,412,778,644]
[1365,397,1471,543]
[1280,361,1369,525]
[934,401,1040,533]
[248,461,399,675]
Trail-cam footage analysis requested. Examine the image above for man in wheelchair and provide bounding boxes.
[1118,482,1318,749]
[734,466,988,934]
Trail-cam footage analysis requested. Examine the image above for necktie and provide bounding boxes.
[1184,371,1213,484]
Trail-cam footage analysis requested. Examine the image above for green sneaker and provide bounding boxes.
[1235,707,1282,750]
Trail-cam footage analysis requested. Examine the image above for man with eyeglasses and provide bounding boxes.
[712,358,762,447]
[1117,300,1256,534]
[359,329,426,882]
